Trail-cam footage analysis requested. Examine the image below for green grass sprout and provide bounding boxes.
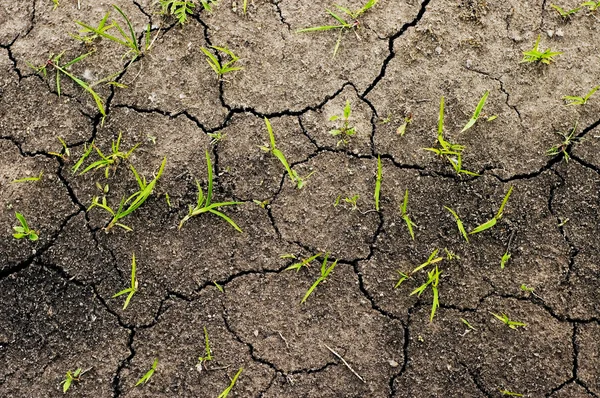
[490,312,526,329]
[343,194,360,210]
[61,368,82,393]
[547,123,578,163]
[208,131,227,145]
[563,85,599,105]
[397,114,413,136]
[80,133,140,178]
[218,368,243,398]
[521,35,562,64]
[374,155,382,211]
[400,189,417,240]
[11,171,43,184]
[410,265,441,322]
[499,389,523,397]
[197,326,213,371]
[159,0,195,24]
[52,0,59,10]
[201,46,243,79]
[113,253,138,310]
[135,358,158,387]
[461,91,489,133]
[48,136,71,159]
[286,253,323,272]
[500,251,511,269]
[469,186,514,235]
[329,100,356,146]
[71,141,95,174]
[444,248,460,260]
[395,249,443,288]
[582,1,600,11]
[461,318,476,330]
[551,4,581,19]
[13,212,38,241]
[178,151,243,232]
[444,206,469,242]
[301,252,338,304]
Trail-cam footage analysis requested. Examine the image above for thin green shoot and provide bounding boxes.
[499,389,523,397]
[563,85,599,106]
[135,358,158,387]
[374,155,382,211]
[394,249,443,288]
[461,91,489,133]
[197,326,213,371]
[469,186,514,235]
[343,194,360,211]
[444,206,468,242]
[52,0,59,10]
[178,151,243,232]
[88,157,167,231]
[286,253,322,272]
[487,115,498,121]
[48,136,71,159]
[410,265,441,322]
[208,131,227,145]
[61,368,82,393]
[301,253,338,304]
[201,46,243,78]
[113,253,138,310]
[214,281,224,292]
[71,141,95,174]
[329,100,356,146]
[547,123,578,163]
[217,368,243,398]
[243,0,247,13]
[582,1,600,11]
[13,212,38,241]
[80,132,140,178]
[521,35,562,64]
[500,251,511,269]
[461,318,476,330]
[11,171,43,183]
[397,114,413,136]
[158,0,195,24]
[490,312,526,329]
[550,4,581,19]
[400,189,417,240]
[444,248,460,260]
[520,284,534,293]
[165,193,172,208]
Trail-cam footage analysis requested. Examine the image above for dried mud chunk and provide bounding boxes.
[576,323,600,396]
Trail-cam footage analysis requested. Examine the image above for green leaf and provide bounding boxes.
[15,212,29,230]
[469,217,497,235]
[444,206,469,242]
[461,91,489,133]
[136,359,158,386]
[217,368,243,398]
[374,155,382,211]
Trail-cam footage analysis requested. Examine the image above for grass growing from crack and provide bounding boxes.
[218,368,243,398]
[88,157,167,231]
[13,212,38,241]
[461,91,489,133]
[551,4,580,19]
[547,123,578,163]
[374,155,382,211]
[61,368,82,393]
[301,252,338,304]
[11,171,43,184]
[80,133,140,178]
[490,312,526,329]
[135,358,158,387]
[297,0,378,57]
[400,189,417,240]
[329,100,356,146]
[197,326,213,371]
[113,253,138,310]
[521,35,562,64]
[469,186,513,235]
[563,85,599,105]
[201,46,243,79]
[158,0,196,24]
[444,206,469,242]
[286,253,323,272]
[48,136,70,160]
[178,151,243,232]
[72,142,95,174]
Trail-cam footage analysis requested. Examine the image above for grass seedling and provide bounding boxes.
[243,0,248,14]
[521,35,562,64]
[400,189,417,240]
[52,0,59,10]
[197,326,213,371]
[563,85,599,105]
[410,265,441,322]
[444,206,469,242]
[158,0,195,24]
[551,4,581,19]
[547,123,578,163]
[297,0,378,57]
[461,318,476,330]
[500,251,511,269]
[80,133,139,178]
[344,195,360,210]
[286,253,322,271]
[301,253,338,304]
[218,368,243,398]
[461,91,489,133]
[178,151,242,232]
[499,389,523,397]
[520,284,534,293]
[13,212,38,241]
[135,358,158,387]
[48,137,71,160]
[201,46,243,79]
[11,171,43,183]
[374,155,382,211]
[582,1,600,11]
[113,253,138,310]
[397,114,413,136]
[208,131,227,145]
[469,186,514,235]
[394,249,443,288]
[71,142,95,174]
[490,312,526,329]
[61,368,82,393]
[329,100,356,146]
[444,248,460,260]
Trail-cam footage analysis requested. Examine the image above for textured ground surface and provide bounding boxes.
[1,0,600,397]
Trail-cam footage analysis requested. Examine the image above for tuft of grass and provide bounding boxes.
[218,368,243,398]
[551,4,581,19]
[469,186,514,235]
[329,100,356,146]
[444,206,469,242]
[208,131,227,145]
[61,368,82,393]
[48,136,71,160]
[52,0,59,9]
[461,91,489,133]
[297,0,378,57]
[113,253,138,310]
[201,46,243,79]
[80,132,140,178]
[410,265,442,322]
[197,326,213,371]
[547,123,578,163]
[88,157,167,231]
[12,171,43,184]
[400,189,417,240]
[178,151,243,232]
[301,252,338,304]
[13,212,38,241]
[72,141,95,174]
[500,251,511,269]
[521,35,562,64]
[563,85,599,106]
[374,155,382,211]
[135,358,158,387]
[490,312,526,329]
[286,253,322,272]
[394,249,443,288]
[158,0,195,24]
[582,1,600,11]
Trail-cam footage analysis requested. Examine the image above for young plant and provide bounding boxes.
[113,253,138,310]
[297,0,378,57]
[461,318,476,330]
[490,312,526,329]
[88,157,167,231]
[329,100,356,146]
[71,141,95,174]
[11,171,43,184]
[400,189,417,240]
[208,131,227,145]
[397,114,413,136]
[12,212,38,241]
[394,249,443,288]
[201,46,243,79]
[48,136,71,160]
[374,155,382,211]
[500,251,511,269]
[218,368,243,398]
[301,252,338,304]
[52,0,59,9]
[343,194,360,211]
[521,35,562,64]
[410,265,442,322]
[547,123,578,163]
[80,133,140,178]
[135,358,158,386]
[286,253,323,272]
[61,368,82,393]
[461,91,489,133]
[197,326,213,372]
[158,0,195,24]
[444,206,469,242]
[178,151,242,232]
[499,389,523,397]
[469,186,514,235]
[550,4,580,19]
[563,85,599,106]
[582,1,600,11]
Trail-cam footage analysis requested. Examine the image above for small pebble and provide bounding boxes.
[388,360,399,367]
